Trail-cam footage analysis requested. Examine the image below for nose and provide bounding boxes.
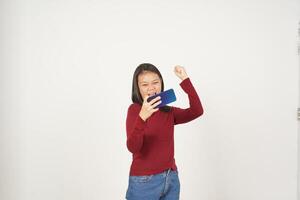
[148,85,156,91]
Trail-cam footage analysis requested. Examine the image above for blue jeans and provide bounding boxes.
[126,169,180,200]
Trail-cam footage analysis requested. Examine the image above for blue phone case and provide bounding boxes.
[147,89,177,108]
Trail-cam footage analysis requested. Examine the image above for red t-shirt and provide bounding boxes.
[126,78,203,176]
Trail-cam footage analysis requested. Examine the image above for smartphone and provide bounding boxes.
[147,89,176,108]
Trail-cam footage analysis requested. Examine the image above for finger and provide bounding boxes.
[143,94,150,103]
[149,96,161,105]
[174,66,179,73]
[151,100,162,109]
[174,66,182,75]
[151,108,159,113]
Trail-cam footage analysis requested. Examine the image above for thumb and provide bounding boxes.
[143,94,150,103]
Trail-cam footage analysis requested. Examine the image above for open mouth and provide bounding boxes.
[148,92,157,96]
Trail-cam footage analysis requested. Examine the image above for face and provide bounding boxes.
[138,71,162,101]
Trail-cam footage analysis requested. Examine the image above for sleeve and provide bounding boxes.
[126,104,146,153]
[172,78,204,125]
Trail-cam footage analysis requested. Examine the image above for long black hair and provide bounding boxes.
[131,63,171,113]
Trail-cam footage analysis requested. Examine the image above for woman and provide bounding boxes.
[125,63,203,200]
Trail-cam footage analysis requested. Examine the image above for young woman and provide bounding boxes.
[125,63,204,200]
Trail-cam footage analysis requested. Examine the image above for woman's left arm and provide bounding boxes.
[173,66,204,124]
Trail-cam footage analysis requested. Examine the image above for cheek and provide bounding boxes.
[157,84,162,92]
[141,91,148,100]
[139,87,147,96]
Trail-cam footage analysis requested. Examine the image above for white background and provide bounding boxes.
[1,0,299,199]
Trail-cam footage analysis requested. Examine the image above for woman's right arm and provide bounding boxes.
[126,97,161,153]
[126,104,146,153]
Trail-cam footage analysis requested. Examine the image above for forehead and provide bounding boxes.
[138,71,160,82]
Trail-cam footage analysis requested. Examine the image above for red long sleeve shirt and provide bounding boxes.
[126,78,203,176]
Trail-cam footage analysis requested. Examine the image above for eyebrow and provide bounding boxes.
[140,79,160,83]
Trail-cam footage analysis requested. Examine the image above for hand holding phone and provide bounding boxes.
[147,89,177,109]
[139,96,161,121]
